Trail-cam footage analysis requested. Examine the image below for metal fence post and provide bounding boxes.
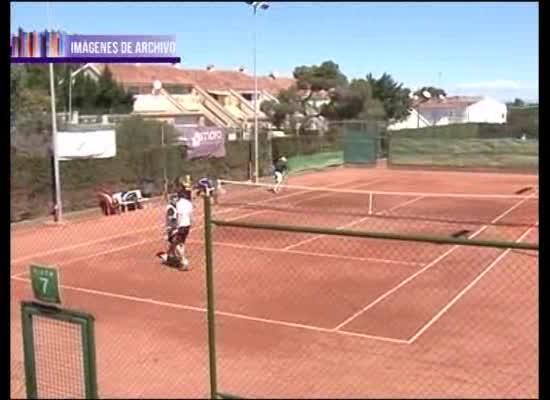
[203,192,219,399]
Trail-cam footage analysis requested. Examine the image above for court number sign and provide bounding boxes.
[30,264,62,304]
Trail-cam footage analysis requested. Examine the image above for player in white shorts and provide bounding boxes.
[156,186,194,270]
[272,156,288,193]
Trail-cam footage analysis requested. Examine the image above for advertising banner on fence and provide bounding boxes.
[57,130,116,160]
[175,126,226,159]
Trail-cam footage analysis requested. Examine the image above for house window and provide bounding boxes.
[164,84,192,95]
[127,86,141,95]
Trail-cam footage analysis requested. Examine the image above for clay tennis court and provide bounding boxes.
[10,167,539,398]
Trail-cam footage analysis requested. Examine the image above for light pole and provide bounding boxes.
[47,2,62,222]
[49,62,63,222]
[248,1,269,182]
[68,70,73,122]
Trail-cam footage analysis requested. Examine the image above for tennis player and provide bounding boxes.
[195,177,224,204]
[156,186,194,270]
[272,156,288,193]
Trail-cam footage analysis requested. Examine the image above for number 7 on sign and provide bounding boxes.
[39,277,49,293]
[30,265,62,304]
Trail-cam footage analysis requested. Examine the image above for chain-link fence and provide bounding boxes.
[388,123,539,172]
[11,198,211,398]
[11,116,271,223]
[11,169,538,398]
[202,179,538,398]
[271,120,387,174]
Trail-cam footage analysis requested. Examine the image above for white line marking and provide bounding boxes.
[283,195,425,251]
[12,178,366,264]
[337,329,409,344]
[10,275,405,344]
[221,178,387,224]
[202,240,423,267]
[332,192,536,331]
[11,237,160,279]
[407,223,537,344]
[220,180,539,200]
[11,224,161,264]
[11,235,421,280]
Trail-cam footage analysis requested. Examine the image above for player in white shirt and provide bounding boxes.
[157,186,194,270]
[272,156,288,193]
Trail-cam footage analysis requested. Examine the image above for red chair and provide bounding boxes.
[97,190,121,216]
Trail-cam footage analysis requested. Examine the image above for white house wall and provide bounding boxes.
[133,94,183,113]
[465,98,507,124]
[387,110,431,130]
[419,106,469,125]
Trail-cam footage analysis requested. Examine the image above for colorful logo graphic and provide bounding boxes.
[11,28,67,57]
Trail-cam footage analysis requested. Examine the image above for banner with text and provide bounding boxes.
[175,126,226,159]
[11,29,179,63]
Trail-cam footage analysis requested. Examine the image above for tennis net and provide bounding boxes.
[214,180,538,241]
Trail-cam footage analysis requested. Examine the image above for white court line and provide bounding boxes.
[11,235,421,280]
[199,240,423,267]
[332,192,537,332]
[11,237,159,279]
[11,224,161,264]
[407,223,538,344]
[12,177,367,264]
[283,195,425,251]
[10,178,379,277]
[222,180,539,200]
[10,275,406,344]
[221,177,387,224]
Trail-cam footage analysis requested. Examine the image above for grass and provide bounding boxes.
[389,138,538,169]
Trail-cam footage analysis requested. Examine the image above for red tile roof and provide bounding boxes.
[415,96,482,109]
[91,63,294,94]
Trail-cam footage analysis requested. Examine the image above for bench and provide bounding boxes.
[97,189,145,215]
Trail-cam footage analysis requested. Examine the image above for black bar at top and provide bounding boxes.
[11,57,181,64]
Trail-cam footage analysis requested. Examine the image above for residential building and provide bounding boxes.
[70,63,294,130]
[388,96,508,130]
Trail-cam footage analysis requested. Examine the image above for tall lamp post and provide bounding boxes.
[247,1,270,182]
[47,2,63,222]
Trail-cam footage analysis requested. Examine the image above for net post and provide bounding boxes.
[203,192,219,399]
[81,313,98,399]
[21,302,38,399]
[368,191,373,215]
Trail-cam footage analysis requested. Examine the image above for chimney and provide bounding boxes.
[206,64,215,71]
[152,80,162,95]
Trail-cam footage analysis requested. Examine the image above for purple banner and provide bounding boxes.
[175,126,226,159]
[65,35,176,58]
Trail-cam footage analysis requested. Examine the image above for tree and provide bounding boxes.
[95,66,134,113]
[261,61,349,130]
[512,98,525,107]
[320,86,363,120]
[11,65,53,155]
[414,86,447,99]
[366,73,412,122]
[293,60,348,91]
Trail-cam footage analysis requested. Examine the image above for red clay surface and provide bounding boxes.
[11,167,539,398]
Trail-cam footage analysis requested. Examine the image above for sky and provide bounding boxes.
[11,2,539,102]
